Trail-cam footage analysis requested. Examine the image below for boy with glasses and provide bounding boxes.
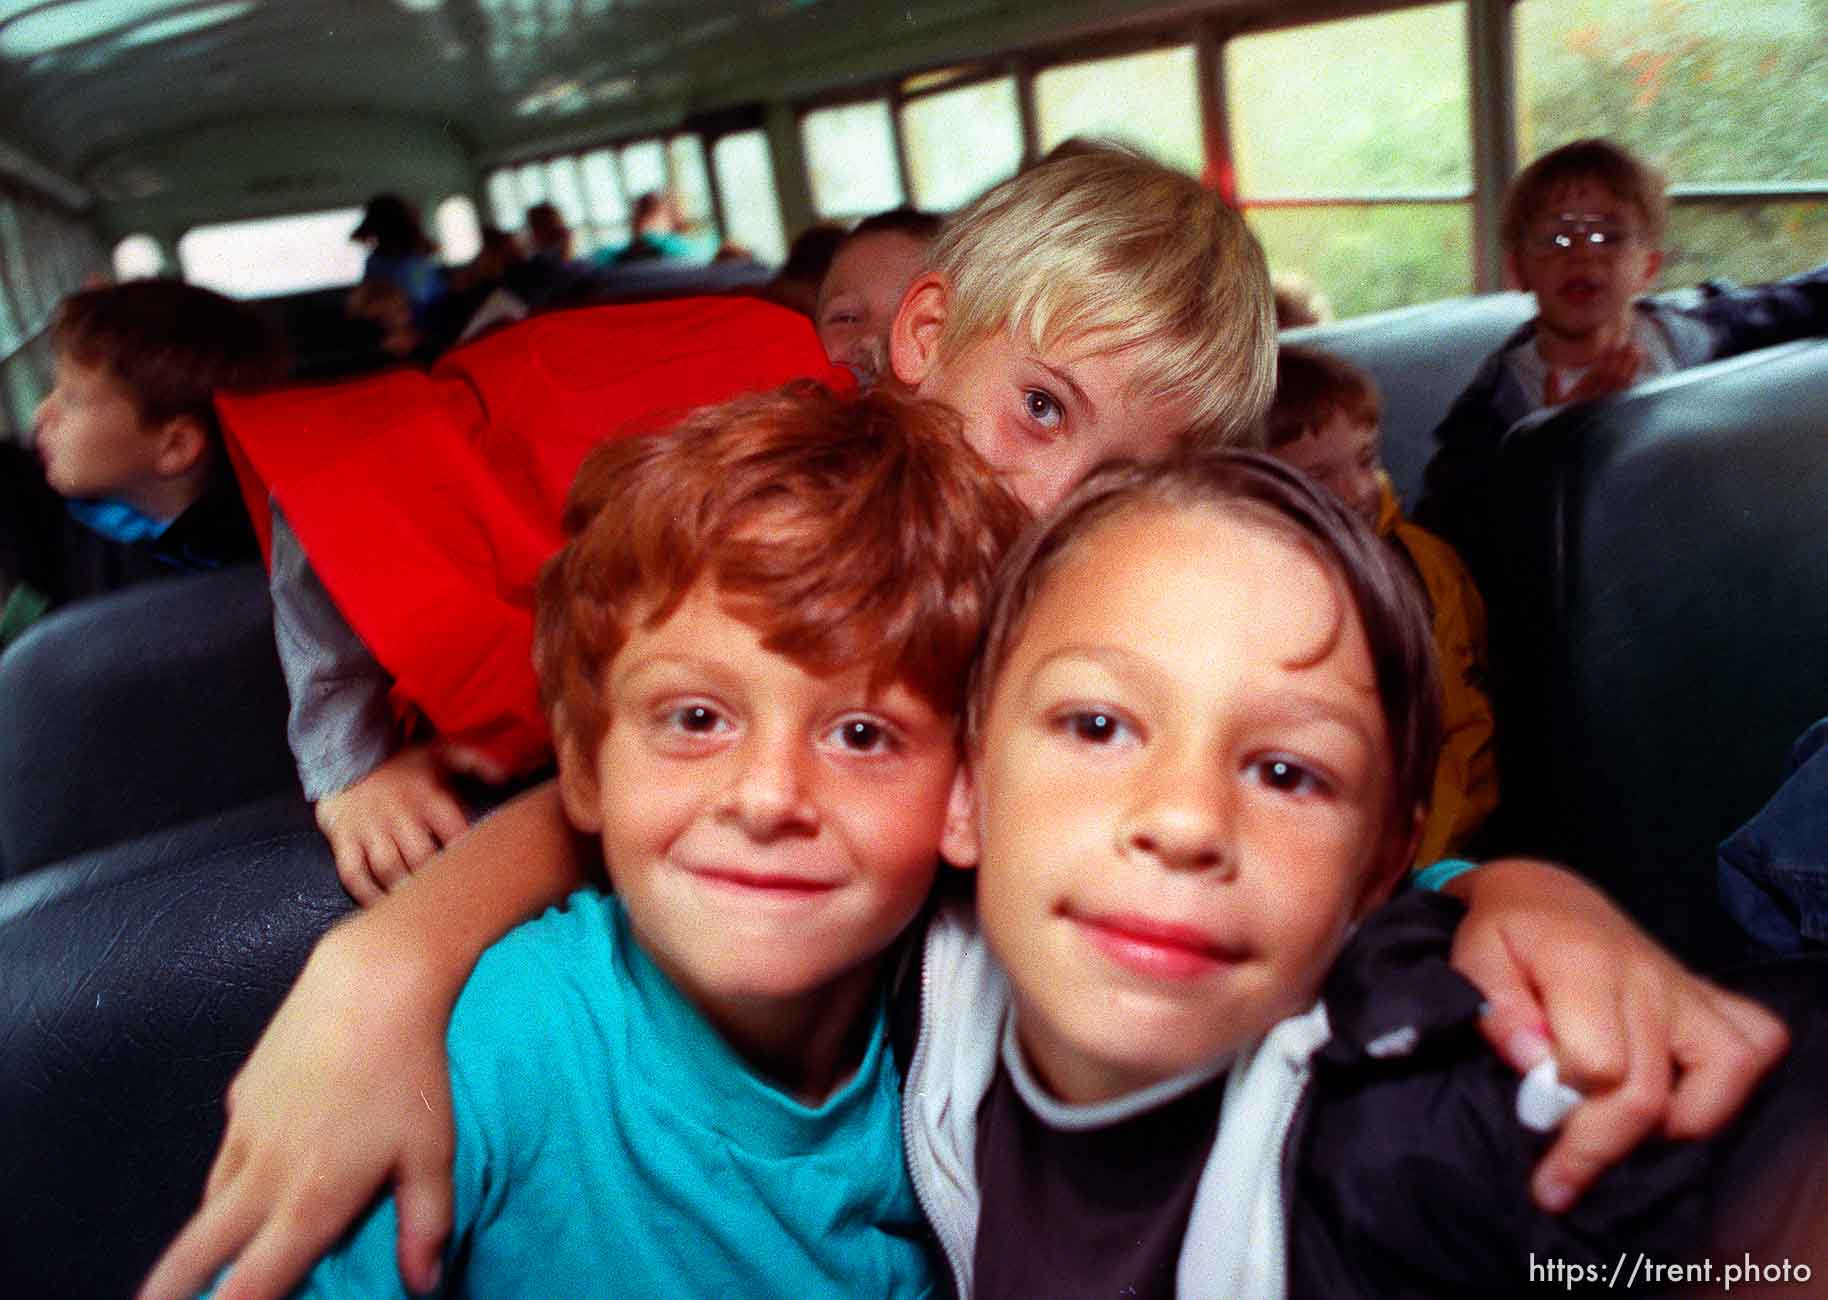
[1418,136,1828,593]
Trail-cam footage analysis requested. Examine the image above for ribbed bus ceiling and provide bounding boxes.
[0,0,1198,216]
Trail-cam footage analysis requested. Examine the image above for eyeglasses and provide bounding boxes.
[1524,212,1638,257]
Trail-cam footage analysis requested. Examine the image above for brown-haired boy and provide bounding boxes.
[914,449,1828,1299]
[197,383,1025,1297]
[1418,136,1828,592]
[1267,344,1496,864]
[34,280,285,571]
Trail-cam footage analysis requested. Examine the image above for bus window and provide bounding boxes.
[712,129,786,263]
[543,158,589,243]
[486,170,522,230]
[178,208,367,298]
[434,196,482,265]
[1034,47,1203,176]
[580,148,631,255]
[515,161,549,212]
[0,198,42,325]
[1227,4,1473,317]
[112,233,167,281]
[620,139,668,202]
[901,76,1023,212]
[668,135,717,241]
[0,188,101,437]
[802,100,903,220]
[1516,0,1828,285]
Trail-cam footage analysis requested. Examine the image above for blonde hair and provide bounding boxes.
[927,142,1275,449]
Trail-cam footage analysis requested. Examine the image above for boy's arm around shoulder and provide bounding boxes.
[1287,893,1822,1297]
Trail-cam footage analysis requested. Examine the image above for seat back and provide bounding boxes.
[1492,341,1828,965]
[0,796,346,1299]
[0,564,299,876]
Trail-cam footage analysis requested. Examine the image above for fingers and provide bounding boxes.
[421,792,470,854]
[1517,928,1636,1093]
[1663,986,1788,1139]
[137,1176,266,1300]
[1532,971,1670,1212]
[1461,929,1555,1074]
[389,815,437,878]
[393,1133,457,1294]
[330,832,384,907]
[208,1200,354,1300]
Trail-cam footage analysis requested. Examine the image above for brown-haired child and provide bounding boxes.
[916,448,1828,1299]
[35,279,284,570]
[1418,136,1828,593]
[1268,343,1496,864]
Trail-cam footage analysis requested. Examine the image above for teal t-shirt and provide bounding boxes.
[281,891,934,1298]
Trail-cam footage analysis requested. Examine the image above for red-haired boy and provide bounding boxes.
[206,384,1025,1297]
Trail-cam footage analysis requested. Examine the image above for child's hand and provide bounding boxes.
[1446,860,1788,1212]
[1544,342,1642,406]
[316,744,470,904]
[136,918,456,1300]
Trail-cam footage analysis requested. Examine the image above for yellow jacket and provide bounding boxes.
[1377,473,1499,865]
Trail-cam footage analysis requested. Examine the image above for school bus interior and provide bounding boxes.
[2,2,1827,1295]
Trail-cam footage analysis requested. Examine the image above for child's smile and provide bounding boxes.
[957,503,1404,1105]
[559,579,965,1082]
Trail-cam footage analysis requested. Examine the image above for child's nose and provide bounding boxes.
[724,731,818,838]
[1121,747,1235,875]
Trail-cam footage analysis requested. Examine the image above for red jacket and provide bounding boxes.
[220,296,842,774]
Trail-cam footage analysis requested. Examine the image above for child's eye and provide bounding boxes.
[826,716,894,753]
[1061,709,1133,745]
[1022,388,1063,432]
[1248,757,1330,798]
[664,704,729,735]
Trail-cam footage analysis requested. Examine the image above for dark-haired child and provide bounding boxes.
[816,207,944,387]
[33,279,285,572]
[1268,344,1496,864]
[912,450,1827,1298]
[1419,137,1828,591]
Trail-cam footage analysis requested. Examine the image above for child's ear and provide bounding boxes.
[888,272,951,390]
[1637,244,1664,291]
[937,763,980,871]
[152,415,208,479]
[554,729,605,835]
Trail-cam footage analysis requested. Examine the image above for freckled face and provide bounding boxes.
[913,330,1190,513]
[561,582,962,1022]
[964,506,1402,1104]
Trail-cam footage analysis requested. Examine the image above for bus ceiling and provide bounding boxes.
[0,0,1234,235]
